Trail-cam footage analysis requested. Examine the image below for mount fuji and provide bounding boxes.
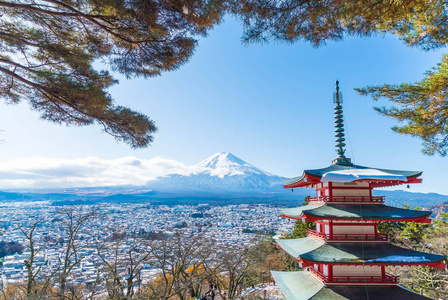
[148,152,288,193]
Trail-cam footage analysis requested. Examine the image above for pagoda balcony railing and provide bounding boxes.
[307,267,325,281]
[326,274,399,285]
[306,267,399,285]
[306,229,389,242]
[308,196,385,204]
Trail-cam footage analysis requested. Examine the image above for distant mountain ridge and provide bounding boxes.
[375,190,448,209]
[148,152,286,193]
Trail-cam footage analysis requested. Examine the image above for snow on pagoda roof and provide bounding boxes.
[321,168,407,182]
[271,271,430,300]
[281,204,431,221]
[276,238,445,265]
[284,163,422,188]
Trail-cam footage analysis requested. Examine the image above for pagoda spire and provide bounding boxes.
[332,80,352,165]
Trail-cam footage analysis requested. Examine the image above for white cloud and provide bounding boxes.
[0,156,190,189]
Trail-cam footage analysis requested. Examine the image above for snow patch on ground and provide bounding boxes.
[240,284,285,300]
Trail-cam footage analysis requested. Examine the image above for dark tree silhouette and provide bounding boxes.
[0,0,224,148]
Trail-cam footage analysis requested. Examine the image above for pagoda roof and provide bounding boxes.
[284,163,422,188]
[311,286,430,300]
[276,237,446,265]
[271,270,324,300]
[281,204,431,222]
[271,270,430,300]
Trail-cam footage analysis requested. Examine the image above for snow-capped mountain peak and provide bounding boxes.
[150,152,284,192]
[190,152,272,178]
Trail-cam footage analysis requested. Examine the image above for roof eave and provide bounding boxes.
[283,172,322,188]
[298,257,446,266]
[283,165,423,189]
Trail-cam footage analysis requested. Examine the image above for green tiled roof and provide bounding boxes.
[277,237,324,258]
[277,238,446,264]
[271,270,323,300]
[311,286,430,300]
[285,163,422,186]
[271,271,429,300]
[281,204,431,220]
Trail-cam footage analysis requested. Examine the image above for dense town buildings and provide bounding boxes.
[0,202,294,287]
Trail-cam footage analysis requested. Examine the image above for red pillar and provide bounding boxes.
[329,221,333,238]
[328,182,333,199]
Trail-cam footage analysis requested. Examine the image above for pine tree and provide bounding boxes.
[233,0,443,48]
[287,196,315,239]
[0,0,224,148]
[290,219,315,239]
[5,1,448,152]
[356,56,448,156]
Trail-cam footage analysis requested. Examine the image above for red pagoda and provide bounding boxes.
[271,81,446,299]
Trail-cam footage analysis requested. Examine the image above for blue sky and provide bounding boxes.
[0,18,447,193]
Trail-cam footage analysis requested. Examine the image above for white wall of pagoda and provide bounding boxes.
[332,188,369,197]
[332,225,375,235]
[316,181,372,198]
[314,221,378,237]
[333,265,382,277]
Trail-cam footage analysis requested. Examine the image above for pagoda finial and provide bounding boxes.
[332,80,352,165]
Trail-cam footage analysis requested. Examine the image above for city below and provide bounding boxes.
[0,202,294,287]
